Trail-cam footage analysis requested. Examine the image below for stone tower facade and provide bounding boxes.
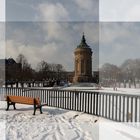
[73,34,92,83]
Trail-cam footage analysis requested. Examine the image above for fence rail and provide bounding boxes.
[0,87,140,122]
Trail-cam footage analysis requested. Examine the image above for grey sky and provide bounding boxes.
[100,0,140,21]
[0,23,5,58]
[0,0,5,21]
[5,22,140,71]
[6,22,99,71]
[2,0,140,72]
[100,22,140,66]
[3,0,140,22]
[6,0,98,21]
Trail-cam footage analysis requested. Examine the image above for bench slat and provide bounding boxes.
[6,95,40,105]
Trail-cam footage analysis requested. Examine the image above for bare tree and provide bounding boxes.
[16,54,33,81]
[121,59,140,83]
[100,63,121,86]
[36,61,66,81]
[36,61,50,80]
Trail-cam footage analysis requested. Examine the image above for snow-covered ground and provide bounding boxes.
[0,101,99,140]
[5,83,140,95]
[62,86,140,95]
[18,86,140,96]
[0,101,140,140]
[0,85,140,139]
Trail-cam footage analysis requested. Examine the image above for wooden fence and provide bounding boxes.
[0,87,140,122]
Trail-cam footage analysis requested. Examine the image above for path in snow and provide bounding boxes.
[0,102,98,140]
[1,101,139,140]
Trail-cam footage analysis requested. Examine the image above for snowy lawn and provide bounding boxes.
[0,101,99,140]
[0,101,140,140]
[63,86,140,95]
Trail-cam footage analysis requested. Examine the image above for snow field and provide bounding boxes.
[0,99,140,140]
[0,101,98,140]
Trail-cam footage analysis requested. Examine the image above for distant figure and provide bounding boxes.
[97,84,102,90]
[113,80,117,91]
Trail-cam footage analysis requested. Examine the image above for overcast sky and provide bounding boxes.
[100,0,140,21]
[6,0,98,21]
[100,22,140,67]
[0,0,140,21]
[6,22,99,71]
[5,22,140,71]
[5,0,140,22]
[0,23,5,58]
[1,0,140,71]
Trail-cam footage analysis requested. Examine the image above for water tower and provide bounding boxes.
[73,34,92,83]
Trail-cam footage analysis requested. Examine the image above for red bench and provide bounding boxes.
[6,95,43,115]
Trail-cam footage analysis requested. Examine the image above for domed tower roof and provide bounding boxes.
[77,33,90,48]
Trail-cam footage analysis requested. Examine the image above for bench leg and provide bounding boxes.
[33,104,43,115]
[13,103,16,110]
[33,104,36,115]
[6,102,16,111]
[6,101,10,111]
[40,106,43,114]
